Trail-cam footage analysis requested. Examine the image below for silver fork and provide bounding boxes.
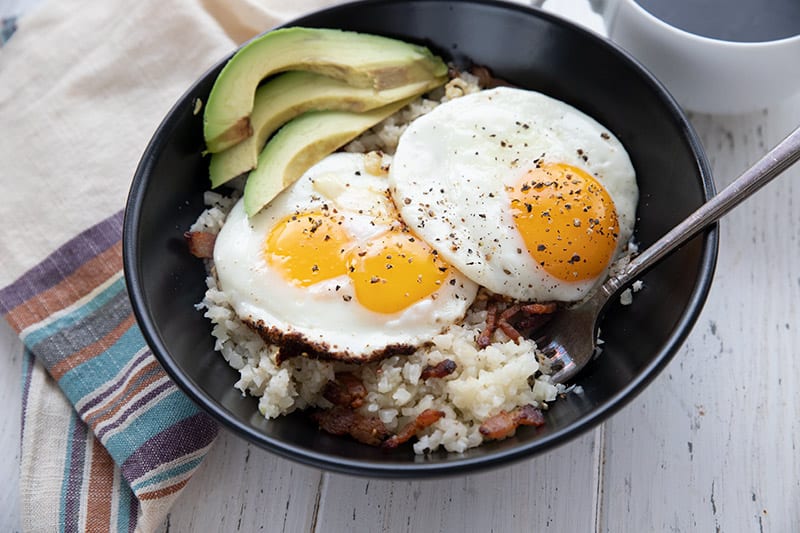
[538,125,800,384]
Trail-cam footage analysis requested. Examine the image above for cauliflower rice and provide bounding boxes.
[191,74,567,454]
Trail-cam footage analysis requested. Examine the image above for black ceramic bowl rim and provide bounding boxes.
[123,0,718,477]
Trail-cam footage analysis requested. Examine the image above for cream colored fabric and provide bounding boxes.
[0,0,341,287]
[19,360,71,532]
[0,1,339,530]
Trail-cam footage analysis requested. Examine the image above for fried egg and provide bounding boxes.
[389,87,638,302]
[213,152,479,362]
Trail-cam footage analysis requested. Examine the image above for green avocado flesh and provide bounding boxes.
[208,71,442,188]
[203,27,448,153]
[243,97,415,217]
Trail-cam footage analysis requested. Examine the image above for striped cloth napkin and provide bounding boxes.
[0,0,339,530]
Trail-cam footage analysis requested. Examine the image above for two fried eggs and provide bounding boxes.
[214,87,638,362]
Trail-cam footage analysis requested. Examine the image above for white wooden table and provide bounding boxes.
[2,2,800,531]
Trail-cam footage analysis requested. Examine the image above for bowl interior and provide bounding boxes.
[124,0,717,477]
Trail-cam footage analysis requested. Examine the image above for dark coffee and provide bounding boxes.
[634,0,800,42]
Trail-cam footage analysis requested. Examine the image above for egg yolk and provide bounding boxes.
[510,162,619,282]
[264,211,449,314]
[264,210,350,286]
[346,230,449,314]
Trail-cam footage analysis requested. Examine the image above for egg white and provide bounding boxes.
[388,87,638,302]
[213,152,479,360]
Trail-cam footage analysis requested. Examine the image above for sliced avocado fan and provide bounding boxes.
[203,27,448,153]
[243,97,415,217]
[208,71,443,188]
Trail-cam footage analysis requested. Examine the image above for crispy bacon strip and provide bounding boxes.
[477,302,499,348]
[479,299,560,348]
[497,304,523,342]
[515,314,552,331]
[469,65,516,89]
[478,404,545,441]
[521,302,558,315]
[323,373,368,408]
[516,302,558,331]
[382,409,445,450]
[497,321,522,342]
[499,304,521,321]
[311,406,390,446]
[420,359,457,380]
[184,231,216,259]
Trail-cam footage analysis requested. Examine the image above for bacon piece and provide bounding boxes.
[311,406,390,446]
[516,302,558,331]
[420,359,457,380]
[515,314,552,331]
[478,404,545,441]
[479,299,559,348]
[323,373,367,408]
[521,302,558,315]
[469,65,516,89]
[184,231,216,259]
[382,409,445,450]
[496,304,523,342]
[499,304,520,321]
[497,321,522,342]
[477,302,499,348]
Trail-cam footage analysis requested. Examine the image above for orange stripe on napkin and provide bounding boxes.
[138,478,190,501]
[86,362,164,427]
[51,314,136,381]
[86,441,115,533]
[4,242,122,332]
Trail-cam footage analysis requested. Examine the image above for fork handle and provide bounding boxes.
[607,124,800,292]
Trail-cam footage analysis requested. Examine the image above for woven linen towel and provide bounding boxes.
[0,0,340,530]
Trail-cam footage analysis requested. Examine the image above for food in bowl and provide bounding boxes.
[212,151,478,363]
[186,28,638,454]
[388,86,638,303]
[203,27,448,153]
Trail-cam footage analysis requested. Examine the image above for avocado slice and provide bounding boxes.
[243,97,414,217]
[208,71,442,188]
[203,27,448,153]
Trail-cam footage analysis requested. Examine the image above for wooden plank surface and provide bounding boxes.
[600,95,800,532]
[158,427,601,532]
[162,435,324,532]
[0,322,22,533]
[313,431,601,532]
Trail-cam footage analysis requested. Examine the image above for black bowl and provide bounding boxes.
[123,0,717,477]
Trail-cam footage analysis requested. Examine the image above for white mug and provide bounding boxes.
[570,0,800,114]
